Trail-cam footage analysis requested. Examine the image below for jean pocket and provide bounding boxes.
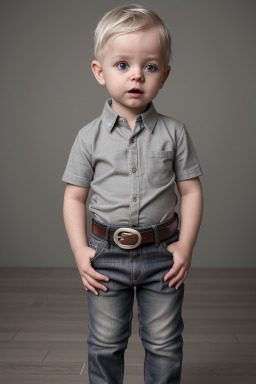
[159,229,179,257]
[88,235,107,262]
[159,241,174,257]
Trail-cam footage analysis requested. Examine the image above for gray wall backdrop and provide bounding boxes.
[1,0,255,267]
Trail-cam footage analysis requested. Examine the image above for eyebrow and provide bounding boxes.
[112,56,129,61]
[112,56,161,62]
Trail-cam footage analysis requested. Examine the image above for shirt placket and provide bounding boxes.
[128,132,139,226]
[118,117,141,226]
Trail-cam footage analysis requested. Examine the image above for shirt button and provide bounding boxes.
[119,118,125,124]
[132,167,137,173]
[132,195,137,202]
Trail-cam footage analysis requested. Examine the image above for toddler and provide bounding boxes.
[62,4,203,384]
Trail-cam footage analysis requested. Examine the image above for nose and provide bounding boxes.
[130,67,144,82]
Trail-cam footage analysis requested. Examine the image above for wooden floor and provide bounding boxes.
[0,267,256,384]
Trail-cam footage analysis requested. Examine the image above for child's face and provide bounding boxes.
[92,27,171,116]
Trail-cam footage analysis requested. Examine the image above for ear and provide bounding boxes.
[91,60,106,85]
[160,65,171,89]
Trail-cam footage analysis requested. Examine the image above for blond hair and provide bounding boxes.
[93,4,172,67]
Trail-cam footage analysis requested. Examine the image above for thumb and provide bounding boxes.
[167,243,176,254]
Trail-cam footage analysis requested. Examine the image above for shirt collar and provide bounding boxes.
[101,98,158,134]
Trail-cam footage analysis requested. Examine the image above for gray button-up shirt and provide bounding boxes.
[62,98,203,227]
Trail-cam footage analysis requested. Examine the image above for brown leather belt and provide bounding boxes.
[92,212,179,249]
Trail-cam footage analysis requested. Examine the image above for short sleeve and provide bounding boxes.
[174,124,203,182]
[62,130,94,187]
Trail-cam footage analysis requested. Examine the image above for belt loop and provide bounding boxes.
[105,225,111,249]
[152,224,160,247]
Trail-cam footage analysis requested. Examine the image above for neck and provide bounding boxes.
[111,99,149,121]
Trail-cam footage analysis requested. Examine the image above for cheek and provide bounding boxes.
[148,75,163,90]
[105,72,124,86]
[105,78,124,96]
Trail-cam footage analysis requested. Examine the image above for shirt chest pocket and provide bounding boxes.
[146,150,174,187]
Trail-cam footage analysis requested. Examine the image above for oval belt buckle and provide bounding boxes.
[113,228,142,249]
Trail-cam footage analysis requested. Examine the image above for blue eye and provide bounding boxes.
[145,64,157,72]
[117,62,128,70]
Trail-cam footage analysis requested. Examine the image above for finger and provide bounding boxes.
[164,266,179,281]
[86,274,108,292]
[182,270,189,281]
[82,281,88,291]
[168,270,185,288]
[81,276,96,294]
[169,277,180,288]
[81,274,100,294]
[86,281,99,296]
[87,265,109,282]
[175,274,187,289]
[175,280,184,290]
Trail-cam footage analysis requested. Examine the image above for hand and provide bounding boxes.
[164,240,192,290]
[74,246,109,295]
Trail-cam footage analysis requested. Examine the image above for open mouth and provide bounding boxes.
[128,88,143,94]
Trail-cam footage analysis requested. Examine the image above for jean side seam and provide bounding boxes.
[120,354,124,384]
[145,350,149,384]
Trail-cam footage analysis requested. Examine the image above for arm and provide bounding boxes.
[63,183,109,295]
[164,176,204,289]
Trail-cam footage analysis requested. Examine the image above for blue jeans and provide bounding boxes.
[87,217,184,384]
